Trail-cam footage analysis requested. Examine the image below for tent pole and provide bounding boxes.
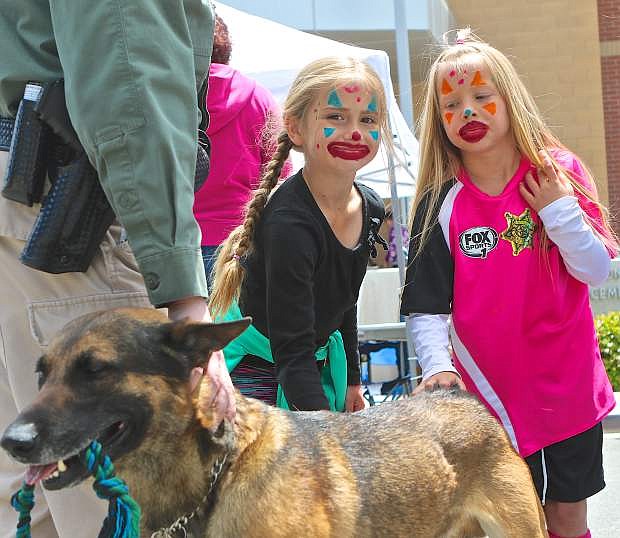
[394,0,414,129]
[386,116,417,384]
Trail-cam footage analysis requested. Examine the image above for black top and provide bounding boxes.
[239,170,385,410]
[400,180,455,317]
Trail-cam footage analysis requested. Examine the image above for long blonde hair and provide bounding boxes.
[209,56,391,315]
[411,30,617,257]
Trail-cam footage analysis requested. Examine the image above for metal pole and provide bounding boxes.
[393,0,414,129]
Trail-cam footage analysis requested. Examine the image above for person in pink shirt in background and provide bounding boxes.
[194,14,292,286]
[401,29,618,538]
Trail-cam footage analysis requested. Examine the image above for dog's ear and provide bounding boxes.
[164,317,251,363]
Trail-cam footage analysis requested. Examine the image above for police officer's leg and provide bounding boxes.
[0,340,57,538]
[0,229,152,538]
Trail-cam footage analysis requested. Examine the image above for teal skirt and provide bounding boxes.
[216,302,347,412]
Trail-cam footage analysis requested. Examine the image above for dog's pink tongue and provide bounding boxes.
[25,463,58,486]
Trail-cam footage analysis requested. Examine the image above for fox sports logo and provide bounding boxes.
[459,226,499,259]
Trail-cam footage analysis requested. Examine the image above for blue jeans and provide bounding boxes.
[201,245,218,292]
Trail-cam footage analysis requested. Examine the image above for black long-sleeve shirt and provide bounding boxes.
[239,170,385,410]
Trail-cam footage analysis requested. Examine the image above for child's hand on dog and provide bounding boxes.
[345,384,365,412]
[413,371,465,394]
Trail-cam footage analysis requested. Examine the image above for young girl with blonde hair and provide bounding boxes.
[210,56,389,412]
[401,30,617,538]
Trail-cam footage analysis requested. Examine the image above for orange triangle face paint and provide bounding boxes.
[441,79,454,95]
[471,70,486,86]
[483,102,497,115]
[445,112,454,124]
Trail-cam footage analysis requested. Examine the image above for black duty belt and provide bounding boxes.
[0,117,15,151]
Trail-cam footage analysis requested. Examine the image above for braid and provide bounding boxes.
[210,132,293,316]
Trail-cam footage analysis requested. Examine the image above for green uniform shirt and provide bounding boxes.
[0,0,213,306]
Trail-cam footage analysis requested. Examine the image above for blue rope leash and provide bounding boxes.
[10,482,34,538]
[10,441,141,538]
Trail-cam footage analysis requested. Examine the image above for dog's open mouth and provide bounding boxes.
[27,420,130,490]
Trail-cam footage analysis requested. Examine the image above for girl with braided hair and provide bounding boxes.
[209,56,390,412]
[193,13,292,287]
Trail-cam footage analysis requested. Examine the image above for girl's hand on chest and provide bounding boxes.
[519,151,574,213]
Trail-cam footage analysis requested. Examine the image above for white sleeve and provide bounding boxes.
[406,313,459,380]
[538,195,611,286]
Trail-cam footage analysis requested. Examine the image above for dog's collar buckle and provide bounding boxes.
[151,453,228,538]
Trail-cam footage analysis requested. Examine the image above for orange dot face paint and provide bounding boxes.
[444,112,454,125]
[441,79,454,95]
[483,102,497,115]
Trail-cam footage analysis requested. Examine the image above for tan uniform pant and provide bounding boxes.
[0,154,151,537]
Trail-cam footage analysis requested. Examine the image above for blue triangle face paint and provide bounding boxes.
[370,130,379,141]
[367,95,378,112]
[327,89,343,108]
[323,127,335,137]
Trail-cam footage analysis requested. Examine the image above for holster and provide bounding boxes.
[20,152,115,273]
[3,79,211,274]
[1,83,50,206]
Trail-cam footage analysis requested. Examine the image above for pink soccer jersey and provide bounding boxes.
[401,152,615,457]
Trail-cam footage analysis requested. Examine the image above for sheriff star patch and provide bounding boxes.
[500,208,537,256]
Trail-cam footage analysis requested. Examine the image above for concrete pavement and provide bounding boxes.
[589,432,620,537]
[602,392,620,434]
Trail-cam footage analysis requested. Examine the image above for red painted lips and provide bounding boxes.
[327,142,370,160]
[458,121,489,143]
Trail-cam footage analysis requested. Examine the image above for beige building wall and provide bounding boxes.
[446,0,609,202]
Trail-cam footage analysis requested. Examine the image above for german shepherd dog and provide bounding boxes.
[1,308,547,537]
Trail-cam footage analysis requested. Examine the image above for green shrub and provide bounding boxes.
[595,311,620,391]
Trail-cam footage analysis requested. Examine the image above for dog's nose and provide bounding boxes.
[1,422,39,459]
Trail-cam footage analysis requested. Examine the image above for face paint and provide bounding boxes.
[352,131,361,141]
[463,108,473,119]
[458,78,465,85]
[483,102,497,115]
[441,79,454,95]
[367,95,378,112]
[444,112,454,125]
[327,142,370,160]
[370,130,379,141]
[470,70,486,86]
[449,69,456,77]
[327,89,343,108]
[323,127,335,138]
[458,121,489,143]
[343,84,360,93]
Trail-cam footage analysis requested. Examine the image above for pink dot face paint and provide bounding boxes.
[343,84,360,93]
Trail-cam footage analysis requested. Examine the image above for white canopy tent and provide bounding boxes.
[214,2,419,197]
[214,2,419,282]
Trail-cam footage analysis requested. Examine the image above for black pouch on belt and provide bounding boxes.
[1,83,50,206]
[20,151,115,273]
[19,80,115,273]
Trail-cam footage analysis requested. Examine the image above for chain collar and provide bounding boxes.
[151,453,229,538]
